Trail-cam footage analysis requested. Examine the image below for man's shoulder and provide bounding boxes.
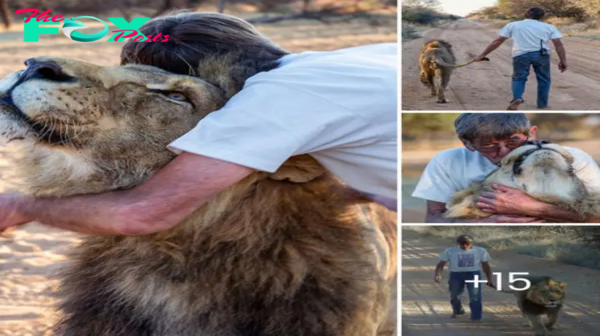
[511,19,556,29]
[249,44,396,89]
[278,43,396,67]
[530,20,560,31]
[430,147,476,164]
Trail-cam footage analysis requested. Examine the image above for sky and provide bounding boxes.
[439,0,497,17]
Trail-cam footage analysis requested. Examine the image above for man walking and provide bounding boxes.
[473,7,568,110]
[434,235,494,321]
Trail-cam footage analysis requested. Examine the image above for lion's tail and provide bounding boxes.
[423,49,489,68]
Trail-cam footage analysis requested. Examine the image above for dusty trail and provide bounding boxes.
[402,19,600,110]
[402,229,600,335]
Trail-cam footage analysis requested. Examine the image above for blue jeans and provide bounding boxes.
[448,271,483,321]
[512,51,551,108]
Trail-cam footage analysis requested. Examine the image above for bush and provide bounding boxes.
[402,5,459,25]
[402,21,421,40]
[576,226,600,249]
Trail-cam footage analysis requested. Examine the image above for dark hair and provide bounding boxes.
[454,113,531,144]
[456,234,474,244]
[120,11,289,97]
[526,7,545,20]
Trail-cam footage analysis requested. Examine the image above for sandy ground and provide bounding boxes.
[402,19,600,110]
[0,13,397,335]
[401,229,600,336]
[0,224,80,335]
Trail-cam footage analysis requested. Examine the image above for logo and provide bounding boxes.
[16,9,170,43]
[62,17,108,42]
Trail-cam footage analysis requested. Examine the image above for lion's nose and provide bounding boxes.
[21,59,75,83]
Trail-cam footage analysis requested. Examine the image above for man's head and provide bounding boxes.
[525,7,545,20]
[120,11,289,98]
[455,113,537,164]
[456,234,474,250]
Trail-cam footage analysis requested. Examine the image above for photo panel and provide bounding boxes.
[401,225,600,336]
[402,112,600,224]
[401,5,596,111]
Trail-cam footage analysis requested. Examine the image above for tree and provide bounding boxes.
[402,0,439,8]
[0,0,10,30]
[572,0,600,16]
[497,0,586,20]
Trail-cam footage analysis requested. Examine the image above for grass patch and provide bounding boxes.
[402,22,422,41]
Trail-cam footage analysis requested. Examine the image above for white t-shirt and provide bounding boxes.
[498,19,562,57]
[441,246,490,273]
[412,146,600,204]
[168,43,398,199]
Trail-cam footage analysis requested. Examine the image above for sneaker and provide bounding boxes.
[451,309,466,318]
[507,98,524,110]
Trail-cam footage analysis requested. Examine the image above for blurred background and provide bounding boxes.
[0,0,397,77]
[402,113,600,222]
[402,0,600,41]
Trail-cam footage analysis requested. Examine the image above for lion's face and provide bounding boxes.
[526,279,566,308]
[486,143,579,197]
[0,57,225,196]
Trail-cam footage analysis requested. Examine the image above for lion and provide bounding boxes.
[445,142,600,220]
[500,276,566,336]
[0,57,397,336]
[419,39,488,103]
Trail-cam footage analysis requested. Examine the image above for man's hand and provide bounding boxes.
[477,184,542,216]
[558,61,567,73]
[434,275,442,283]
[472,55,487,62]
[0,193,33,231]
[486,282,496,289]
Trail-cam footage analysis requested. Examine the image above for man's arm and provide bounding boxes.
[478,184,600,223]
[474,36,508,61]
[551,38,567,72]
[0,153,253,235]
[425,200,545,223]
[481,261,493,284]
[434,260,446,282]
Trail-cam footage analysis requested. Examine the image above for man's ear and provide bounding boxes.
[461,138,475,152]
[528,126,538,140]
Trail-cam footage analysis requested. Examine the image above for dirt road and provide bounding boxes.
[402,229,600,336]
[402,19,600,110]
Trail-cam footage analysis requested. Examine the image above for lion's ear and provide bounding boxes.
[269,155,325,183]
[499,155,516,168]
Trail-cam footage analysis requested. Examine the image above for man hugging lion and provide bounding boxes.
[412,113,600,223]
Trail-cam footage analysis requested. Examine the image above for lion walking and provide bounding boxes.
[499,276,566,336]
[419,40,488,103]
